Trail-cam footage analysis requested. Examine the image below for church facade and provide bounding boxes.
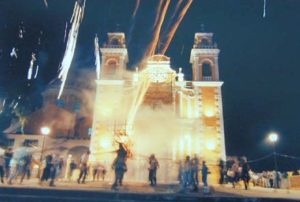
[90,32,226,183]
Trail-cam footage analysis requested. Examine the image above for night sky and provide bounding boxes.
[1,0,300,171]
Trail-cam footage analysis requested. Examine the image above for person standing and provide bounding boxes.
[40,154,53,185]
[0,152,5,184]
[191,154,199,185]
[241,160,250,190]
[201,161,209,187]
[183,155,192,188]
[148,154,159,186]
[77,150,90,184]
[4,148,13,178]
[68,160,77,181]
[111,143,128,190]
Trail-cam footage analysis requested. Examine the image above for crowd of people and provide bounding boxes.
[1,143,298,192]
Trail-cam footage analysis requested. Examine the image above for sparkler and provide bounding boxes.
[57,0,86,99]
[94,35,101,80]
[159,0,193,55]
[27,53,36,80]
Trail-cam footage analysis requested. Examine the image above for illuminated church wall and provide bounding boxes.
[90,32,226,184]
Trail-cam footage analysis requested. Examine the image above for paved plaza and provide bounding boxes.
[0,179,299,201]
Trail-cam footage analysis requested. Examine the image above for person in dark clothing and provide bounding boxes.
[148,154,159,186]
[111,143,128,190]
[4,148,13,178]
[40,154,53,184]
[69,160,77,181]
[218,159,225,184]
[201,161,209,187]
[20,154,32,184]
[241,161,250,190]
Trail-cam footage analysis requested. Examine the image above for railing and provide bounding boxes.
[193,44,218,49]
[104,44,126,48]
[202,76,213,81]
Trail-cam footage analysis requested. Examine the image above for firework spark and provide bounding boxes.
[27,53,36,80]
[160,0,193,55]
[10,47,17,58]
[34,65,39,79]
[94,35,101,80]
[145,0,170,58]
[57,0,86,99]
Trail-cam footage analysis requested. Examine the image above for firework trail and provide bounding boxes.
[127,0,141,45]
[27,53,36,80]
[94,35,101,80]
[63,22,68,42]
[263,0,267,18]
[44,0,48,8]
[153,0,164,29]
[34,65,39,79]
[145,0,170,57]
[162,0,183,33]
[159,0,193,55]
[57,0,86,99]
[132,0,140,18]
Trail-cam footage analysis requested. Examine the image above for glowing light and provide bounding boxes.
[100,138,111,149]
[206,140,216,151]
[204,108,215,117]
[40,127,50,135]
[268,132,278,143]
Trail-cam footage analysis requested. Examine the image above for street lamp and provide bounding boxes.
[268,132,279,188]
[40,126,50,162]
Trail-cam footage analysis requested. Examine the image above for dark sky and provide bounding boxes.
[1,0,300,170]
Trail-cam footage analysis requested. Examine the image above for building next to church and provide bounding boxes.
[90,31,226,184]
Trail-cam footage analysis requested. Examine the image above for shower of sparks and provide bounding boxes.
[145,0,170,58]
[160,0,193,55]
[57,0,86,99]
[27,53,36,80]
[263,0,267,18]
[94,35,101,80]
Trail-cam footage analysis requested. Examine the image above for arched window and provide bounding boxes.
[106,60,117,77]
[200,38,210,47]
[202,63,212,80]
[110,38,120,46]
